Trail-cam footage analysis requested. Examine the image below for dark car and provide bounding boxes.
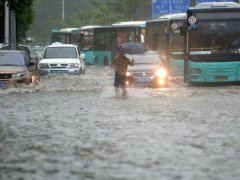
[0,44,38,62]
[0,50,40,88]
[125,51,168,88]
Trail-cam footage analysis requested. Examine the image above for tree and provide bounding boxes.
[106,0,151,20]
[0,0,35,42]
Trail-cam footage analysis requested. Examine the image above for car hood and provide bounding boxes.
[0,66,26,74]
[128,64,161,72]
[40,58,80,64]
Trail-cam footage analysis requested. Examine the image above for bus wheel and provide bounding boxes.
[103,57,109,66]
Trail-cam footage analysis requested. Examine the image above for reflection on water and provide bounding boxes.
[1,66,240,179]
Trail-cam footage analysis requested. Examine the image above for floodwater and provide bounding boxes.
[1,66,240,180]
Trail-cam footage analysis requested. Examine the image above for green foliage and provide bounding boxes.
[107,0,151,20]
[1,0,35,42]
[30,0,151,43]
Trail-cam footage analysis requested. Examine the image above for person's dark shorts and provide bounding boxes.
[114,73,126,88]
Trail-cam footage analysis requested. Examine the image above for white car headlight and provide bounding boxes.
[155,68,167,78]
[12,72,25,78]
[69,63,80,68]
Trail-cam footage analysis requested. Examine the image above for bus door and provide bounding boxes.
[168,21,184,76]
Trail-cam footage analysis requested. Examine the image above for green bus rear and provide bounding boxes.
[51,28,80,44]
[146,13,186,76]
[78,26,100,65]
[183,2,240,84]
[93,21,146,66]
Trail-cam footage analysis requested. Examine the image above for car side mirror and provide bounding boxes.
[80,53,86,60]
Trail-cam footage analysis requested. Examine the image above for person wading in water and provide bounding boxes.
[111,49,134,96]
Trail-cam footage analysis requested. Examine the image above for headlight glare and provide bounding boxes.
[126,72,131,77]
[155,68,167,78]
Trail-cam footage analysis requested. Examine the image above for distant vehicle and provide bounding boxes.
[32,45,46,57]
[51,28,80,44]
[125,51,168,88]
[51,26,100,65]
[93,21,146,66]
[0,43,38,62]
[38,43,85,75]
[181,2,240,84]
[0,50,40,88]
[146,13,186,76]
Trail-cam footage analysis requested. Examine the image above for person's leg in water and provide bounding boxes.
[122,87,127,96]
[121,76,127,96]
[115,87,120,97]
[114,73,121,97]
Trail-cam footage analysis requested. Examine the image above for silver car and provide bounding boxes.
[125,51,168,88]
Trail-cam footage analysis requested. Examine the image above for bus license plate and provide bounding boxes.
[215,76,227,81]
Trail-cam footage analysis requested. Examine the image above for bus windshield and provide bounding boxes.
[78,30,94,51]
[189,20,240,60]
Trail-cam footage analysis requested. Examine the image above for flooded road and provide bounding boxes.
[1,66,240,180]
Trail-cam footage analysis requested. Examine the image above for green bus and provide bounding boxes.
[93,21,146,66]
[51,26,100,65]
[146,13,186,76]
[78,26,100,65]
[51,28,80,44]
[181,2,240,84]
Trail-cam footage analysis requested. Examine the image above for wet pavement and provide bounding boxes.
[1,66,240,180]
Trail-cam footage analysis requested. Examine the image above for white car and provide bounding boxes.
[38,43,85,75]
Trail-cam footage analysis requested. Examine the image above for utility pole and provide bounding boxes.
[62,0,65,20]
[4,2,9,44]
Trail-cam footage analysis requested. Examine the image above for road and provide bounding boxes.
[1,66,240,180]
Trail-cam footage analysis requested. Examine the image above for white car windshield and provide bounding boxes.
[44,47,77,58]
[0,53,24,66]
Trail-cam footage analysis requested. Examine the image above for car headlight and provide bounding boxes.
[12,72,26,78]
[38,63,49,69]
[155,68,167,78]
[126,72,131,77]
[69,63,80,68]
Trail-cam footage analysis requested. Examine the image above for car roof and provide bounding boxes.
[0,50,23,54]
[47,43,77,48]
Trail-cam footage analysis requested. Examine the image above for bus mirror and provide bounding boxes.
[180,26,187,36]
[80,53,86,60]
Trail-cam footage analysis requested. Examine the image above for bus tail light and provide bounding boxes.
[190,68,201,74]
